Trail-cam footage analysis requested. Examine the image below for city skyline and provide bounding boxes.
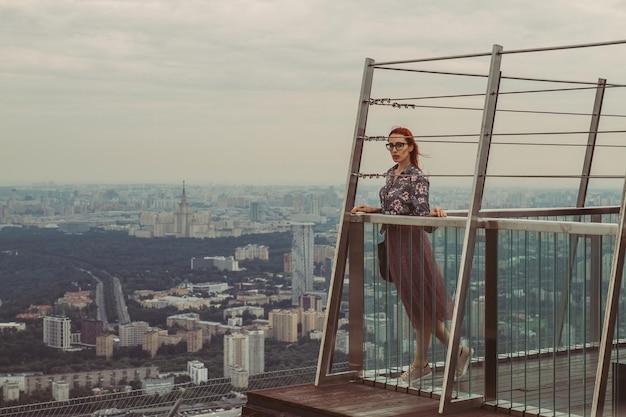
[3,1,626,187]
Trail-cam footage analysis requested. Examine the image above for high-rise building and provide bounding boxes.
[283,252,291,273]
[314,245,335,263]
[43,316,71,350]
[323,256,333,292]
[96,334,115,359]
[290,222,315,306]
[471,296,485,339]
[364,313,388,345]
[187,360,208,385]
[80,319,103,345]
[300,309,326,336]
[2,381,20,401]
[187,328,203,353]
[223,330,265,379]
[142,331,159,358]
[246,330,265,376]
[299,294,324,312]
[175,182,192,237]
[268,309,299,342]
[119,321,149,347]
[52,381,70,401]
[249,201,260,222]
[224,333,248,379]
[230,367,249,390]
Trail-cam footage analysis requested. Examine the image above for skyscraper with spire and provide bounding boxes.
[175,181,192,238]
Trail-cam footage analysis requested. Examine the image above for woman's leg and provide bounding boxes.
[402,321,433,382]
[413,320,433,367]
[414,320,449,367]
[433,320,450,346]
[432,320,473,380]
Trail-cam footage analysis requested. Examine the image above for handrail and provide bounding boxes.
[454,205,621,218]
[352,209,619,236]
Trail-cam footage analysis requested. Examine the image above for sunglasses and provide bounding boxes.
[385,142,408,151]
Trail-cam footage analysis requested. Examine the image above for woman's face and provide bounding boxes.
[387,133,413,165]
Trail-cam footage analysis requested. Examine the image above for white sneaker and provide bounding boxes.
[400,363,432,385]
[455,346,473,381]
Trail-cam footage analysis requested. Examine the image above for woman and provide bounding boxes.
[351,126,472,385]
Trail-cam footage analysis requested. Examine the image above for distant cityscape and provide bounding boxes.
[1,181,623,233]
[0,182,343,235]
[0,181,624,410]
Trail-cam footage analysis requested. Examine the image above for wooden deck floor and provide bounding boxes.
[242,348,624,417]
[242,381,498,417]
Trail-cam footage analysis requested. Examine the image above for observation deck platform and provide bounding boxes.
[244,347,621,417]
[244,382,493,417]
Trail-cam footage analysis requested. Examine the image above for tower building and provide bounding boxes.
[175,181,192,238]
[96,334,115,359]
[268,309,299,343]
[223,330,265,379]
[187,328,203,353]
[80,319,103,345]
[246,330,265,376]
[290,222,314,306]
[119,321,149,347]
[187,360,208,384]
[43,316,71,350]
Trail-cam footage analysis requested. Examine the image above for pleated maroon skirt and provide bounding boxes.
[385,224,453,325]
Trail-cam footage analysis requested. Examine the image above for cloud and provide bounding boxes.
[2,0,626,186]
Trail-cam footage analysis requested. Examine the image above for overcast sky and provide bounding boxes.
[2,0,626,187]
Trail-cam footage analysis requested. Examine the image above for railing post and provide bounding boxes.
[316,58,374,385]
[440,43,503,413]
[348,220,365,372]
[613,361,626,416]
[484,228,498,401]
[591,213,602,343]
[556,78,606,346]
[591,174,626,416]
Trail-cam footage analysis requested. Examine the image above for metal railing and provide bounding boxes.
[346,205,626,416]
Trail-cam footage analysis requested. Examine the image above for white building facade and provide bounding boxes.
[223,330,265,379]
[187,360,208,385]
[118,321,149,347]
[43,316,71,350]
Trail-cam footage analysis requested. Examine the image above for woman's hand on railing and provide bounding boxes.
[351,205,381,214]
[430,207,447,217]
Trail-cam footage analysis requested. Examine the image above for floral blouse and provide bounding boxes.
[379,164,430,216]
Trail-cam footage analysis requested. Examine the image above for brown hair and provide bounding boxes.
[389,126,420,168]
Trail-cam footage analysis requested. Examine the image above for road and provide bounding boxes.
[82,268,130,330]
[112,276,131,325]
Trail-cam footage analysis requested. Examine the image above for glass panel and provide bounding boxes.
[492,225,620,416]
[362,220,479,399]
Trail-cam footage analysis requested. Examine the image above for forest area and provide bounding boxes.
[0,227,292,318]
